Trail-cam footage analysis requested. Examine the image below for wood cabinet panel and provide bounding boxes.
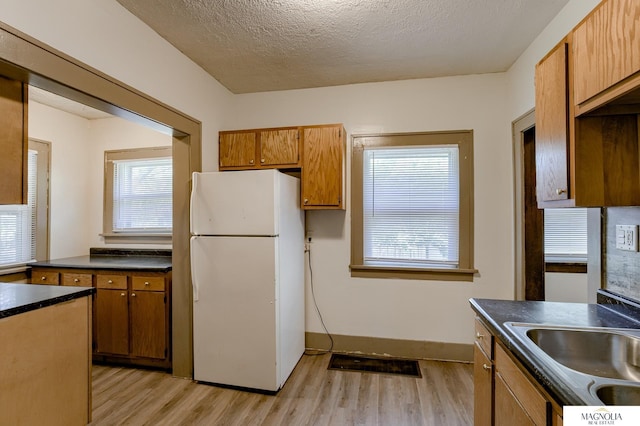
[95,288,129,356]
[260,128,300,166]
[473,343,493,426]
[131,291,166,359]
[62,273,92,287]
[302,125,345,209]
[219,131,257,168]
[535,42,569,202]
[495,344,549,426]
[32,270,59,285]
[495,373,536,426]
[573,0,640,106]
[0,75,27,205]
[132,275,165,292]
[96,274,127,290]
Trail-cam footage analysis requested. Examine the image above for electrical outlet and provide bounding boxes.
[616,225,639,252]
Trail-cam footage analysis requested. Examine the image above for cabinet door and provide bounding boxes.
[219,131,257,169]
[535,42,569,203]
[259,128,300,167]
[474,344,493,426]
[95,289,129,355]
[495,373,536,426]
[0,76,27,205]
[573,0,640,106]
[130,290,166,359]
[302,125,344,209]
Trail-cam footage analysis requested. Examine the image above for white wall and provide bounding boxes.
[28,102,172,258]
[228,74,513,344]
[86,117,172,249]
[28,102,92,258]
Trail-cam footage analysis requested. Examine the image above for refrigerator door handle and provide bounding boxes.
[190,172,198,234]
[191,239,199,302]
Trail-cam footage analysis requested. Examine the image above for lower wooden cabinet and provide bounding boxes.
[31,267,172,369]
[473,317,562,426]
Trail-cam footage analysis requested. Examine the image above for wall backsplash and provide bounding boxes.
[604,207,640,302]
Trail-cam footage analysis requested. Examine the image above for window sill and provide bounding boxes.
[349,264,478,281]
[100,233,172,244]
[545,262,587,274]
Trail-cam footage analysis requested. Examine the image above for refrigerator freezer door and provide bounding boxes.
[191,235,281,391]
[190,170,280,236]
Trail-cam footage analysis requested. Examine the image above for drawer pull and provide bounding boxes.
[132,293,136,297]
[482,363,492,371]
[74,278,80,283]
[108,280,113,284]
[476,332,484,339]
[41,276,46,281]
[144,281,150,286]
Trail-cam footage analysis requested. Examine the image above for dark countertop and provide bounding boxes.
[470,294,640,406]
[0,283,94,319]
[28,254,172,272]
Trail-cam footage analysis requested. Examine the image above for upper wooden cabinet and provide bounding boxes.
[573,0,640,112]
[301,124,346,210]
[0,75,28,205]
[535,41,570,204]
[219,127,300,170]
[218,123,346,210]
[535,0,640,208]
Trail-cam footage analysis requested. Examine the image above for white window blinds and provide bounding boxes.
[363,145,460,267]
[112,157,172,233]
[0,149,37,267]
[544,208,588,262]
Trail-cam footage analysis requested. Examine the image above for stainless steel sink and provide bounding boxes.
[504,322,640,405]
[595,384,640,405]
[525,327,640,381]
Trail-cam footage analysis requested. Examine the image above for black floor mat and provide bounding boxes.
[328,354,422,378]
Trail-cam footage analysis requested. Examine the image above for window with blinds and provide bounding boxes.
[350,130,474,280]
[112,157,172,233]
[104,146,172,240]
[363,146,459,267]
[544,208,588,262]
[0,149,37,267]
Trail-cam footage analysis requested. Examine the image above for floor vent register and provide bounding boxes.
[328,354,422,378]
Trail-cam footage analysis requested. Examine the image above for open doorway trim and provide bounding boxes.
[0,21,201,378]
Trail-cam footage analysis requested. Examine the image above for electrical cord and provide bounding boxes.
[304,241,334,356]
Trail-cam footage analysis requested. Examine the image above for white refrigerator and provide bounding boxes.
[190,169,305,392]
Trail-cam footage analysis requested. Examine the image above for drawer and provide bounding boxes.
[475,318,493,359]
[62,273,93,287]
[495,343,549,426]
[132,276,165,291]
[33,271,59,285]
[96,274,127,290]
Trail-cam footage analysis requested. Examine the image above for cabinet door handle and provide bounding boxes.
[249,159,254,164]
[556,188,567,195]
[304,198,309,204]
[260,158,265,163]
[120,292,126,297]
[132,293,136,297]
[482,363,492,371]
[476,332,484,339]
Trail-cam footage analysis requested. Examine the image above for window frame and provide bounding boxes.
[350,130,476,281]
[103,146,172,244]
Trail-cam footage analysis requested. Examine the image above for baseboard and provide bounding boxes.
[305,332,473,363]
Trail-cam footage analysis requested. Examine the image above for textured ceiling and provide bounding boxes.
[117,0,570,94]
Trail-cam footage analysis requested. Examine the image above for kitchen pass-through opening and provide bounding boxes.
[328,354,422,378]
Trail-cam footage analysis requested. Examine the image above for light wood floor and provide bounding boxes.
[89,354,473,425]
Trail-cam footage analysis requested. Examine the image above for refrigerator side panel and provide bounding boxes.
[276,173,305,387]
[191,170,278,236]
[191,235,279,391]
